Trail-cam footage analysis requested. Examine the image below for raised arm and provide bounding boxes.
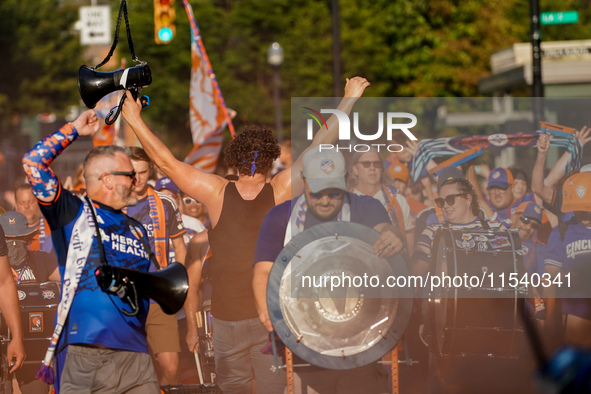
[22,110,100,202]
[467,165,493,219]
[531,133,554,205]
[272,77,371,203]
[121,92,227,213]
[544,127,591,188]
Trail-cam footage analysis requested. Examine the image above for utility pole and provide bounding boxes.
[331,0,342,97]
[530,0,544,127]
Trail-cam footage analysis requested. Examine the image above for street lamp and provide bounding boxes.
[267,42,284,144]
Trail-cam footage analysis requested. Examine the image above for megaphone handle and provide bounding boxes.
[120,281,141,317]
[194,351,204,385]
[105,93,127,126]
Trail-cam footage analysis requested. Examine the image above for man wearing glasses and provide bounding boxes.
[347,149,413,255]
[22,110,160,393]
[252,149,403,393]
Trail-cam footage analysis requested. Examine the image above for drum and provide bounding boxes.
[427,227,527,359]
[0,281,60,384]
[268,222,413,370]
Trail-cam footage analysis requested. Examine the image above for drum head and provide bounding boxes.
[267,222,413,370]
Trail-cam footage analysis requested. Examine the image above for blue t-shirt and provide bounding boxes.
[544,219,591,319]
[39,184,152,353]
[254,193,390,264]
[522,237,545,277]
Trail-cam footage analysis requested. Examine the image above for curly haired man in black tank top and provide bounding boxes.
[122,77,370,393]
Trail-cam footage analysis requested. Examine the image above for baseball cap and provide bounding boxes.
[0,211,38,238]
[487,168,514,190]
[385,155,409,183]
[437,166,465,192]
[155,177,180,195]
[302,150,346,193]
[514,201,543,223]
[561,172,591,213]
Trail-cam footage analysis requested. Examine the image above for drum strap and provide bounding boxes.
[286,348,294,394]
[391,343,400,394]
[477,217,491,229]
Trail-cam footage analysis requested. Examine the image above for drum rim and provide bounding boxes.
[267,221,413,370]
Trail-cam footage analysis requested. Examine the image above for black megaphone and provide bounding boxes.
[95,262,188,316]
[78,64,152,109]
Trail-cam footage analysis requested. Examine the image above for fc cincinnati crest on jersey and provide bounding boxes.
[320,160,335,175]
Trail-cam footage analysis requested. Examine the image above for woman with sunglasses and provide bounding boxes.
[410,177,517,392]
[412,177,504,278]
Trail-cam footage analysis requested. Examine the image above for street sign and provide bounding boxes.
[79,6,112,45]
[540,11,579,25]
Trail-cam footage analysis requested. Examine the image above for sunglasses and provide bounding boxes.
[357,160,383,169]
[182,197,200,205]
[308,190,344,199]
[434,193,468,208]
[519,216,539,229]
[98,171,136,181]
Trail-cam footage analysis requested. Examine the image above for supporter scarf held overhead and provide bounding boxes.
[410,130,582,182]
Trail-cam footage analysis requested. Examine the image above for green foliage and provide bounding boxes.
[2,0,591,156]
[0,0,82,127]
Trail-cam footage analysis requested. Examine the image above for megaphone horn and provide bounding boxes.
[95,262,188,315]
[78,64,152,109]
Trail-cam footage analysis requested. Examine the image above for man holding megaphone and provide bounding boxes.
[21,110,162,393]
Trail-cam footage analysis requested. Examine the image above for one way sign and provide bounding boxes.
[79,6,112,45]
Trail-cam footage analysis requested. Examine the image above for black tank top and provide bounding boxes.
[208,182,275,321]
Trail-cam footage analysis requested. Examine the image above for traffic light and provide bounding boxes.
[154,0,175,44]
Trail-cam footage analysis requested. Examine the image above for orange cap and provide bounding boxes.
[562,172,591,213]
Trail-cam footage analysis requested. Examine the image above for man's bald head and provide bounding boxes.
[83,145,132,187]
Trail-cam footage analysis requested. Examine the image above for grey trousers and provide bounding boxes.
[213,317,286,394]
[59,345,160,394]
